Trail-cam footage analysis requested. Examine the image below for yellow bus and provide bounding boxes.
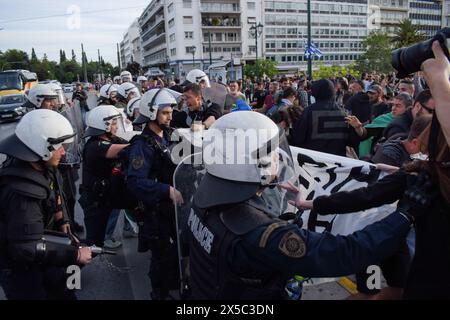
[0,69,38,97]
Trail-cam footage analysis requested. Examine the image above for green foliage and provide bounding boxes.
[356,31,394,74]
[392,18,425,48]
[31,48,38,62]
[1,49,29,70]
[313,63,360,79]
[244,58,278,80]
[59,49,67,64]
[1,48,119,83]
[126,62,142,76]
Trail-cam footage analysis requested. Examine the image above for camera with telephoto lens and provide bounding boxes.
[392,27,450,79]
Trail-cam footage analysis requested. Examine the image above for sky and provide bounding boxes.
[0,0,150,65]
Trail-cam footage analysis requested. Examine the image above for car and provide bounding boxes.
[63,85,74,93]
[0,94,27,122]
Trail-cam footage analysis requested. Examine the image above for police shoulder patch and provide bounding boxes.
[132,157,144,170]
[99,141,111,146]
[278,231,306,258]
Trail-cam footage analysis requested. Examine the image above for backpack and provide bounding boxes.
[106,133,173,210]
[107,144,138,210]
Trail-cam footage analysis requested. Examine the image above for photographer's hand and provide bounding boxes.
[421,40,450,147]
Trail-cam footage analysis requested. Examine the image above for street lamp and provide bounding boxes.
[249,22,264,81]
[190,46,196,69]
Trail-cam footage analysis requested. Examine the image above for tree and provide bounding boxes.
[356,31,393,74]
[392,18,425,48]
[71,49,76,62]
[58,60,80,83]
[2,49,30,70]
[244,58,278,80]
[126,62,141,77]
[60,49,67,64]
[31,48,38,62]
[313,63,360,80]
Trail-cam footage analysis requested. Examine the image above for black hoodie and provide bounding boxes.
[292,79,360,156]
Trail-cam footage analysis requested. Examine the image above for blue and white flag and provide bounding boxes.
[304,39,323,59]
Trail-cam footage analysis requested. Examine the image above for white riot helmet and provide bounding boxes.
[120,70,132,83]
[134,88,177,124]
[48,82,66,109]
[193,111,296,209]
[183,69,211,88]
[127,97,141,118]
[0,109,75,162]
[26,84,58,108]
[84,105,123,137]
[113,76,121,84]
[99,83,119,99]
[117,82,140,101]
[137,76,147,83]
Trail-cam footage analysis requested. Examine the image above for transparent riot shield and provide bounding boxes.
[87,92,99,110]
[202,82,228,112]
[173,152,206,297]
[60,105,83,165]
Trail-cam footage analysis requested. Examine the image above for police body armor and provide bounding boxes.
[134,130,177,253]
[189,202,287,300]
[0,159,62,260]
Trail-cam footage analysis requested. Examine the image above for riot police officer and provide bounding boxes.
[0,109,92,300]
[98,83,119,106]
[126,88,183,300]
[22,83,58,111]
[79,105,129,246]
[182,69,211,89]
[115,82,141,111]
[183,111,415,300]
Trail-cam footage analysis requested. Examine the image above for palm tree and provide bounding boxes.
[392,19,425,48]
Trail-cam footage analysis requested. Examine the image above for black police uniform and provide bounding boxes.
[0,158,79,300]
[126,126,179,299]
[79,135,125,246]
[187,186,412,300]
[171,101,222,129]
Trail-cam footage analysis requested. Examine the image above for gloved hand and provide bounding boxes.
[398,171,439,221]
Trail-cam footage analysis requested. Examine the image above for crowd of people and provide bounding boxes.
[0,40,449,300]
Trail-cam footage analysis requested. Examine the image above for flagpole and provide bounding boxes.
[307,0,312,80]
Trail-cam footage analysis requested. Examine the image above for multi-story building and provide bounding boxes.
[120,19,143,68]
[263,0,368,74]
[137,0,263,79]
[139,0,167,73]
[444,0,450,26]
[409,0,443,36]
[369,0,409,35]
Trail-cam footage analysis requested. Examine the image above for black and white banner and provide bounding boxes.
[290,147,397,285]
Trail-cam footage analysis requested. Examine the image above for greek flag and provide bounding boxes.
[304,39,323,59]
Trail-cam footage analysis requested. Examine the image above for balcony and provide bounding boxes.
[202,39,242,44]
[143,42,167,56]
[201,17,241,28]
[141,31,165,49]
[144,55,166,66]
[200,3,240,14]
[141,15,164,39]
[139,0,163,26]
